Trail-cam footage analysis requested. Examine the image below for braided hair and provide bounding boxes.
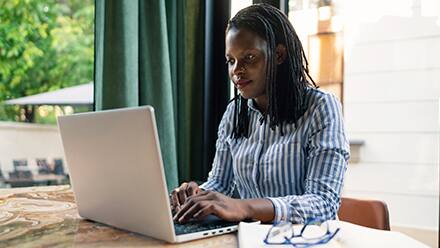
[228,3,317,139]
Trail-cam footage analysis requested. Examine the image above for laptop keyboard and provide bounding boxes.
[174,219,237,235]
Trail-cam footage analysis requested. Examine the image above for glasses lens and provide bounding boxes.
[266,222,293,243]
[301,222,329,240]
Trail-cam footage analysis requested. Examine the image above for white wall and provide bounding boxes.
[0,122,65,177]
[342,0,440,233]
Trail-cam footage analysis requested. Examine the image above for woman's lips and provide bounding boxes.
[235,79,252,89]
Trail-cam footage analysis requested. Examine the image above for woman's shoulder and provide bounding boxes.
[303,87,341,110]
[217,99,238,127]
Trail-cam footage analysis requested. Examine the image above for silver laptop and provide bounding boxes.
[57,106,238,243]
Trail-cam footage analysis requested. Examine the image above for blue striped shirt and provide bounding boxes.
[200,88,350,223]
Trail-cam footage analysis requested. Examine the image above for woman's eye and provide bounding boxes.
[245,54,255,61]
[226,59,235,65]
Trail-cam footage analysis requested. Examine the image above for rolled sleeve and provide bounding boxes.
[266,197,290,222]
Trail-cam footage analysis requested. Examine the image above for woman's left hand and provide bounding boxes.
[172,190,249,223]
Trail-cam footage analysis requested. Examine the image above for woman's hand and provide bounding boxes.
[172,190,249,223]
[170,181,202,212]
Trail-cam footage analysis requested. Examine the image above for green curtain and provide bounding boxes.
[94,0,204,191]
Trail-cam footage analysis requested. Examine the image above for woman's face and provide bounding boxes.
[225,27,267,100]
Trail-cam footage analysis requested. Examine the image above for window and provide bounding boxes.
[308,32,343,101]
[0,0,94,188]
[288,0,344,103]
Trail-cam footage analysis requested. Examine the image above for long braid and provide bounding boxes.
[231,87,250,139]
[229,3,316,139]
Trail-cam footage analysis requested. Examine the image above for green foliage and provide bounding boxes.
[0,0,94,122]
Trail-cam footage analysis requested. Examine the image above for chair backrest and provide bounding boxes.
[53,158,65,175]
[36,159,51,174]
[12,159,31,173]
[338,197,390,230]
[13,159,26,167]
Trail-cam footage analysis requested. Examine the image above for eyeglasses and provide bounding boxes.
[263,218,340,247]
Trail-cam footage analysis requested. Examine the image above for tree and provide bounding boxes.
[0,0,94,122]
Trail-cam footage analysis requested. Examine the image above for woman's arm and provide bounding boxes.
[175,94,349,224]
[265,94,350,223]
[198,103,235,195]
[240,198,275,222]
[173,190,275,223]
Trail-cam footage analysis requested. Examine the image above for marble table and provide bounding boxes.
[0,186,237,247]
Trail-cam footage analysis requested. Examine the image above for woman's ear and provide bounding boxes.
[276,44,287,65]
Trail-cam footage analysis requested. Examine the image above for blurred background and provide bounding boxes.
[0,0,438,246]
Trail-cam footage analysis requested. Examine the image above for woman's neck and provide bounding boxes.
[253,95,268,114]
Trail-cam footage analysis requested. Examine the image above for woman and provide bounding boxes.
[171,3,349,224]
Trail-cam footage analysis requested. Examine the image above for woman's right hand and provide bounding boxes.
[170,181,201,212]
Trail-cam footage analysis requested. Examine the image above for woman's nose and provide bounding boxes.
[232,61,245,76]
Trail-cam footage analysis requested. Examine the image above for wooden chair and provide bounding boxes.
[338,197,390,231]
[13,159,29,172]
[36,159,51,174]
[53,158,65,175]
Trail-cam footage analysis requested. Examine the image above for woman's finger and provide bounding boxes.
[177,183,188,205]
[186,181,199,196]
[184,189,211,204]
[178,201,210,223]
[170,190,181,211]
[193,204,217,220]
[173,192,213,221]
